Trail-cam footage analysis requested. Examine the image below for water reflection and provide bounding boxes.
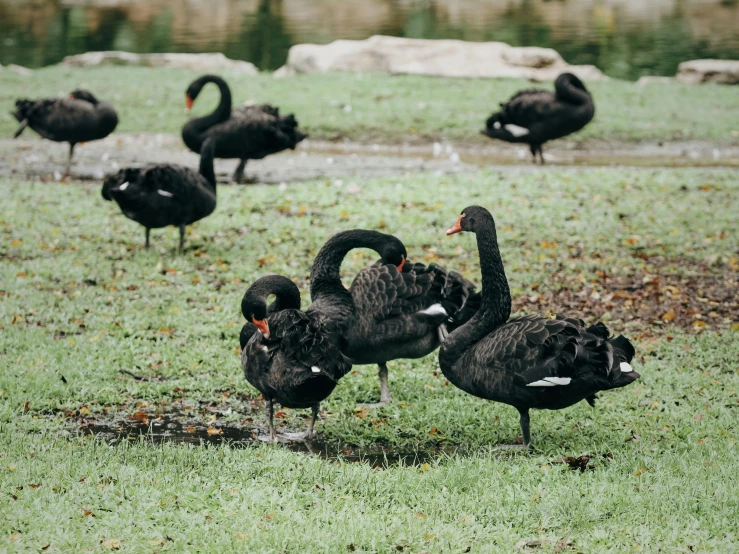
[1,0,737,80]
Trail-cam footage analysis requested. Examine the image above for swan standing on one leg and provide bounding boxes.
[12,90,118,175]
[482,73,594,164]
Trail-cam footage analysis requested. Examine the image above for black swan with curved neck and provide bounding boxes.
[12,89,118,175]
[182,74,307,183]
[310,229,477,407]
[240,275,351,442]
[441,206,638,447]
[101,138,216,251]
[482,73,594,164]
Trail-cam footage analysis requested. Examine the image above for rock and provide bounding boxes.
[676,59,739,85]
[636,76,674,86]
[61,51,142,67]
[272,65,297,78]
[7,64,33,76]
[142,53,257,74]
[277,35,607,81]
[60,51,258,74]
[501,47,560,68]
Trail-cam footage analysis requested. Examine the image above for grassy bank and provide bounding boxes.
[2,66,738,145]
[1,166,738,551]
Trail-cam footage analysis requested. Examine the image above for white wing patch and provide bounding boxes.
[418,303,447,317]
[505,124,530,137]
[118,181,129,191]
[493,121,502,129]
[157,189,174,198]
[620,362,633,373]
[260,346,269,354]
[526,377,572,387]
[311,366,321,373]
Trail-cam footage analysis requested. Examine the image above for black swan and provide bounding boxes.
[482,73,594,164]
[441,206,638,447]
[310,230,478,407]
[240,275,351,442]
[12,89,118,174]
[182,74,307,183]
[101,138,216,251]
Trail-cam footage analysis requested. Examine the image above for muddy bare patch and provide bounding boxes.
[70,400,461,468]
[514,255,738,337]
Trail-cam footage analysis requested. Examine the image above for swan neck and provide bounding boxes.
[191,76,232,133]
[242,276,301,319]
[309,230,389,304]
[440,218,511,369]
[556,77,591,105]
[199,139,217,189]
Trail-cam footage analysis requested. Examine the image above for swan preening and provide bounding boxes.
[239,229,478,439]
[182,75,307,183]
[482,73,595,163]
[12,89,118,174]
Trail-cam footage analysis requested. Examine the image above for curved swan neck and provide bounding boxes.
[191,76,232,132]
[199,138,217,189]
[309,230,392,303]
[555,74,592,105]
[440,215,511,367]
[242,275,301,319]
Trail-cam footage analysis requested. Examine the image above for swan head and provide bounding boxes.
[185,74,221,114]
[242,298,270,340]
[446,205,493,235]
[378,235,408,271]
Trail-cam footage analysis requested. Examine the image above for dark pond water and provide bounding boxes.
[1,0,738,80]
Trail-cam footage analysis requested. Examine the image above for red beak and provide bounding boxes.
[446,215,464,235]
[252,318,270,339]
[185,95,193,113]
[397,256,406,272]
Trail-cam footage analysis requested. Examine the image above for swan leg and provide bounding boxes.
[537,145,545,165]
[529,143,538,163]
[145,228,150,249]
[275,405,320,442]
[66,143,76,176]
[232,158,247,184]
[359,363,392,408]
[265,399,275,445]
[493,408,532,451]
[518,408,532,447]
[178,224,186,253]
[307,404,319,437]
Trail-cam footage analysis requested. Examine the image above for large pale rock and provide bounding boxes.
[676,59,739,85]
[142,53,258,73]
[279,35,606,81]
[60,51,258,74]
[61,51,142,67]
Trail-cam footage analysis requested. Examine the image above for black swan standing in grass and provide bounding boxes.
[240,275,351,443]
[482,73,594,164]
[101,138,216,251]
[12,89,118,175]
[441,206,638,448]
[310,229,478,407]
[182,74,307,183]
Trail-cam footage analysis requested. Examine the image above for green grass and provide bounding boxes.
[2,66,739,145]
[2,167,738,551]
